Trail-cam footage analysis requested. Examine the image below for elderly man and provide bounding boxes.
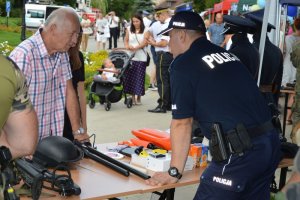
[9,8,89,142]
[0,55,38,158]
[146,11,280,200]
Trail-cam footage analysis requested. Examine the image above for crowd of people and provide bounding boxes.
[1,3,300,200]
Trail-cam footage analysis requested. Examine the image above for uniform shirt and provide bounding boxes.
[170,37,271,138]
[208,23,225,46]
[229,33,259,79]
[0,56,32,129]
[9,29,72,140]
[148,18,170,52]
[143,16,151,28]
[253,36,283,87]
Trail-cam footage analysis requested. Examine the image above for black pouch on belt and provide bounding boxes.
[209,123,230,162]
[227,123,252,155]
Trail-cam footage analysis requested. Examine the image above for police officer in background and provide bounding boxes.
[147,7,173,113]
[245,9,283,106]
[146,11,280,200]
[0,55,38,159]
[222,15,259,78]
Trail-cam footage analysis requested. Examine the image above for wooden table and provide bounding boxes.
[22,144,294,199]
[28,143,204,200]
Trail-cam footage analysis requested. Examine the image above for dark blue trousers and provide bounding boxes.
[194,130,281,200]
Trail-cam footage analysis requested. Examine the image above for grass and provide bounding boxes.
[0,17,22,27]
[0,17,33,46]
[0,30,32,46]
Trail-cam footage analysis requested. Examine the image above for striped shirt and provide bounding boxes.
[9,29,72,140]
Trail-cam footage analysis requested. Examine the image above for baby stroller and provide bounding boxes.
[88,50,134,111]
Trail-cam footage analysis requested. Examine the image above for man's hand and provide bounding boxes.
[145,172,179,186]
[74,133,90,143]
[147,38,156,46]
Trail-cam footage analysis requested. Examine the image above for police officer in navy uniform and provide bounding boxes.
[245,9,283,106]
[222,15,260,78]
[145,11,281,200]
[147,7,173,113]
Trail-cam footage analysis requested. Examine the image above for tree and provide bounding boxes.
[107,0,134,19]
[132,0,154,14]
[91,0,108,14]
[187,0,220,12]
[54,0,76,7]
[204,0,220,9]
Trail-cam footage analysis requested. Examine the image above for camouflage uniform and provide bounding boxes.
[0,55,32,129]
[290,40,300,143]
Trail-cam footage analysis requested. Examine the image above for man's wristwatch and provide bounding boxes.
[73,127,85,135]
[168,167,182,179]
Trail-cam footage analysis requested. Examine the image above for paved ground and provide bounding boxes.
[83,36,294,200]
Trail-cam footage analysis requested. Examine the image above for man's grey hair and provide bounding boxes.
[44,7,79,28]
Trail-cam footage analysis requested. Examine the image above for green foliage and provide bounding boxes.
[205,0,220,9]
[0,41,13,56]
[84,50,109,88]
[0,16,21,26]
[187,0,220,12]
[54,0,76,7]
[0,0,24,17]
[185,0,205,13]
[0,28,32,46]
[132,0,154,14]
[107,0,135,19]
[91,0,108,14]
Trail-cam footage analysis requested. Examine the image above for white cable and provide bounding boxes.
[222,154,232,175]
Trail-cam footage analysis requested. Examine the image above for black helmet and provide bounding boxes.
[33,136,83,167]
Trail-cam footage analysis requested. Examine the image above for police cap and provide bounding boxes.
[142,10,150,16]
[158,11,206,35]
[222,15,257,35]
[175,2,193,13]
[155,6,169,14]
[243,9,276,32]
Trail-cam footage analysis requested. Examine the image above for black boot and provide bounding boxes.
[148,105,166,113]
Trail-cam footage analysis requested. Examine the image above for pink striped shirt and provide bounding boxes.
[9,29,72,140]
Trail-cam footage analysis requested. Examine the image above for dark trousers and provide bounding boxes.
[155,51,173,109]
[63,110,74,141]
[150,45,158,65]
[109,27,118,49]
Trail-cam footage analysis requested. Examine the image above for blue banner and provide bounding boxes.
[6,1,11,13]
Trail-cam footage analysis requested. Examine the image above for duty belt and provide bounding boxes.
[259,84,273,93]
[228,120,275,139]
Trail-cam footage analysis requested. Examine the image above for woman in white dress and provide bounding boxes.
[124,14,148,105]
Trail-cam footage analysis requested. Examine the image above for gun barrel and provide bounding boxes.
[85,145,150,180]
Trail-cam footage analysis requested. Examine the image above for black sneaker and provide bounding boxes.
[148,84,158,91]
